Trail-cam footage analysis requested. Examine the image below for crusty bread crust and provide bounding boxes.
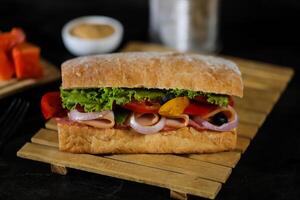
[61,52,243,97]
[57,122,237,154]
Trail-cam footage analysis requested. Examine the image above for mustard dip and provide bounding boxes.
[70,23,115,39]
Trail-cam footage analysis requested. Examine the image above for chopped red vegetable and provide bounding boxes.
[184,102,217,117]
[41,92,67,120]
[0,28,25,51]
[123,101,161,113]
[0,28,43,81]
[12,42,43,79]
[0,49,15,80]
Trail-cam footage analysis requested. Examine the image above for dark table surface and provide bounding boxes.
[1,0,300,200]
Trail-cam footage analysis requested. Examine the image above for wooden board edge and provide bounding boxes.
[0,59,60,100]
[31,128,232,183]
[17,142,222,199]
[236,136,250,153]
[187,152,241,168]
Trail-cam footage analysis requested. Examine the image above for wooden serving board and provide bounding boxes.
[17,42,294,199]
[0,59,60,99]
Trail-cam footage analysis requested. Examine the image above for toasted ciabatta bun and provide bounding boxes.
[58,52,242,154]
[58,122,237,154]
[61,52,243,97]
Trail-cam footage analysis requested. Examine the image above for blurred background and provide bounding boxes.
[1,1,300,200]
[1,0,299,68]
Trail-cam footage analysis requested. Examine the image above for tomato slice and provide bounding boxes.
[123,101,160,113]
[184,102,217,117]
[41,92,67,120]
[0,28,26,51]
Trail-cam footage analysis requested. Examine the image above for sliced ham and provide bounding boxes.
[63,105,237,133]
[129,113,190,134]
[165,114,189,129]
[129,113,166,134]
[77,111,115,129]
[201,105,236,121]
[190,106,238,132]
[134,113,160,126]
[188,119,206,131]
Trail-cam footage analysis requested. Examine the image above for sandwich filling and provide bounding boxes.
[60,87,238,134]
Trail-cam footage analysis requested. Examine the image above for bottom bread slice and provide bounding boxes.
[57,122,237,154]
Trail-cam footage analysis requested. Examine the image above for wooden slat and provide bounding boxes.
[237,108,266,126]
[45,119,58,130]
[234,97,274,114]
[238,122,259,139]
[31,128,58,148]
[238,66,292,83]
[242,73,288,91]
[107,154,231,183]
[17,143,221,199]
[236,137,250,153]
[234,87,279,114]
[0,59,60,99]
[243,87,280,102]
[243,79,284,92]
[31,129,234,183]
[187,152,241,168]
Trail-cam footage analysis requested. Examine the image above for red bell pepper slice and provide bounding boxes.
[41,92,66,120]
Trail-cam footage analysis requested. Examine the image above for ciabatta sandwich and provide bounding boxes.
[57,52,243,154]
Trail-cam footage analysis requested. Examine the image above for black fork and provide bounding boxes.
[0,98,30,151]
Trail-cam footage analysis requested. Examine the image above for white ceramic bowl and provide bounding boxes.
[62,16,123,56]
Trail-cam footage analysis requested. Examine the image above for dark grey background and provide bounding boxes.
[0,0,300,199]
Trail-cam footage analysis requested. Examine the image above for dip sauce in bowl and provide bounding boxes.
[62,16,123,55]
[70,23,115,39]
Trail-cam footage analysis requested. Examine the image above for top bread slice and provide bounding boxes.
[61,52,243,97]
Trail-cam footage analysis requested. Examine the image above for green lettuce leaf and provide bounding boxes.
[61,87,165,112]
[206,94,228,107]
[61,87,229,112]
[167,88,203,99]
[167,89,228,106]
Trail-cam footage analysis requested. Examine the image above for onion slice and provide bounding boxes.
[193,109,238,132]
[68,109,110,121]
[129,113,166,134]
